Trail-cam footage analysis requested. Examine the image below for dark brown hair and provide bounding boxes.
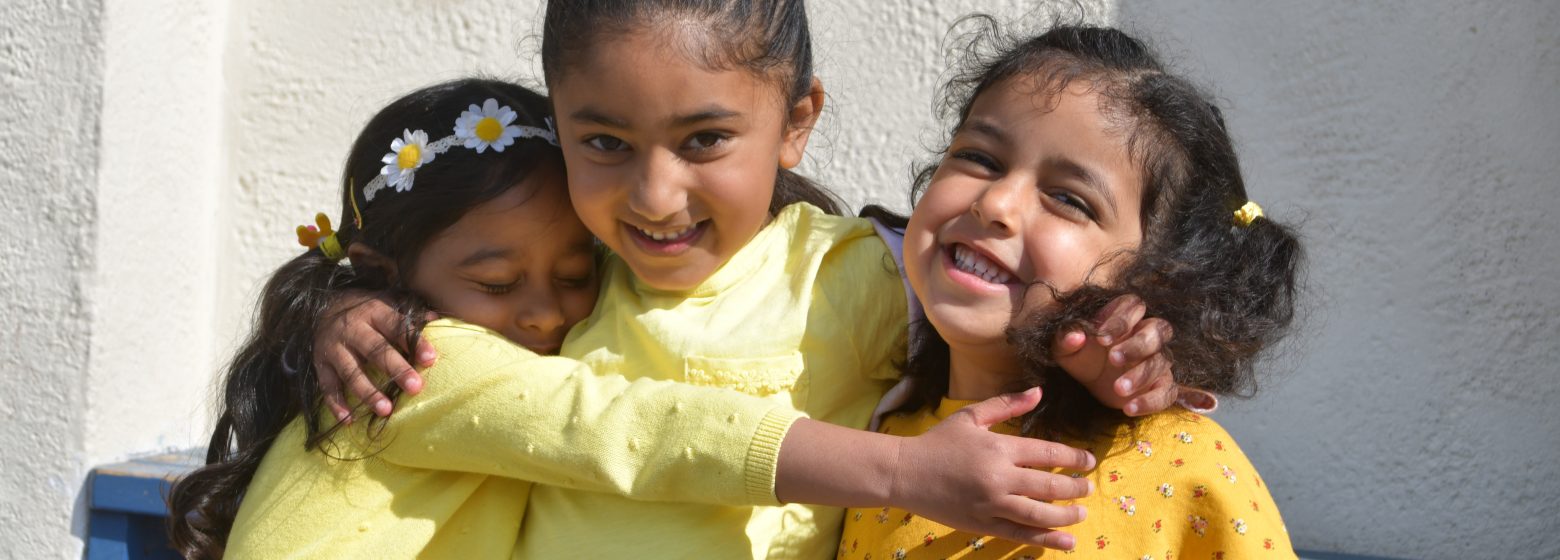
[882,19,1303,443]
[165,78,563,558]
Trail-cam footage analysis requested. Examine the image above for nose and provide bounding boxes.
[627,148,689,223]
[514,281,566,337]
[969,177,1023,236]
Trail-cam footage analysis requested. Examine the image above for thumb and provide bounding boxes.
[1051,328,1088,359]
[961,387,1042,429]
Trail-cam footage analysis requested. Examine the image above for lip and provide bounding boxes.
[624,220,708,257]
[939,242,1022,295]
[517,339,562,355]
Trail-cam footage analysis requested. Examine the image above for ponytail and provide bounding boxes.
[770,167,843,216]
[167,249,356,558]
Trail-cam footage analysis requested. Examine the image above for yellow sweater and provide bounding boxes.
[226,319,804,559]
[838,400,1295,560]
[517,203,908,560]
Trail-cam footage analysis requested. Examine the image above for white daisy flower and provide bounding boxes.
[455,98,523,153]
[381,129,435,192]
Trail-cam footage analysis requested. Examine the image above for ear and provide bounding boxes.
[347,242,399,284]
[779,77,825,170]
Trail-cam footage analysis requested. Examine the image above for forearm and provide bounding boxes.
[772,418,899,507]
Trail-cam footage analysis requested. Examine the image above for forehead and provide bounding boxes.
[428,175,591,256]
[550,27,783,114]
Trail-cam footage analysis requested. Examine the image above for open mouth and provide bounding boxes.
[947,243,1015,285]
[626,220,708,255]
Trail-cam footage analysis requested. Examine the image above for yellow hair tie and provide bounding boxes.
[296,213,347,262]
[1233,201,1264,227]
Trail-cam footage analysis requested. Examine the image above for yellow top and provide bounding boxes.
[227,319,804,559]
[517,202,908,560]
[839,400,1296,560]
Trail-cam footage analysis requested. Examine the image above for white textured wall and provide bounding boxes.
[1114,1,1560,558]
[0,0,103,555]
[3,1,1557,558]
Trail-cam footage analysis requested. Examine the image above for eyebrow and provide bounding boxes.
[457,247,514,268]
[964,119,1010,145]
[569,106,741,130]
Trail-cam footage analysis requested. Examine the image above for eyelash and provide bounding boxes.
[585,135,627,152]
[479,280,519,295]
[952,149,1000,171]
[684,132,728,151]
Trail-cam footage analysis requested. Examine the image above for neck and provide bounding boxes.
[945,342,1021,401]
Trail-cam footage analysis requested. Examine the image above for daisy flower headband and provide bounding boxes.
[362,98,557,202]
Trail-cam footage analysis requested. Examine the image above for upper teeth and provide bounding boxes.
[953,245,1013,284]
[638,223,698,241]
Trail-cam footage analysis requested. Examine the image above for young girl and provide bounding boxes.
[170,78,1105,558]
[313,1,1193,557]
[838,22,1302,559]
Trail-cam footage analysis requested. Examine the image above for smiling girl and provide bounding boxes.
[840,22,1302,559]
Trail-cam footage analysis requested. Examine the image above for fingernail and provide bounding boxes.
[1098,334,1113,346]
[405,377,423,393]
[1085,452,1097,470]
[1109,350,1125,366]
[1074,505,1087,521]
[375,399,392,417]
[1118,378,1133,394]
[419,350,436,365]
[1086,479,1096,494]
[1057,533,1075,550]
[1125,402,1139,416]
[335,410,350,423]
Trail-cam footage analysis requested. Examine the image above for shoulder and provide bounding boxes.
[417,318,553,383]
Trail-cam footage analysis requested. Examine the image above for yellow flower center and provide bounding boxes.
[397,144,422,170]
[475,117,503,142]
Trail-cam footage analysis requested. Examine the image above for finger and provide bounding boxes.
[960,387,1042,429]
[994,495,1088,533]
[1125,375,1178,417]
[1011,470,1094,502]
[1093,294,1145,345]
[365,339,423,397]
[1050,328,1088,359]
[1109,319,1173,394]
[1014,439,1096,472]
[313,356,352,424]
[331,346,391,418]
[983,520,1075,551]
[365,300,413,354]
[415,322,438,368]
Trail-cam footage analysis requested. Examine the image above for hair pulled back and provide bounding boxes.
[888,20,1304,442]
[166,78,563,558]
[541,0,842,215]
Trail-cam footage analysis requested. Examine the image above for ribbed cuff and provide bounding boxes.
[744,406,804,506]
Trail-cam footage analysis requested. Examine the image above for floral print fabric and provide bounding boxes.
[838,400,1297,559]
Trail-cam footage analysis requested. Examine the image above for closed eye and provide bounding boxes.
[478,279,520,295]
[951,149,1002,172]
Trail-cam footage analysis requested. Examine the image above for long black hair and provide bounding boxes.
[540,0,843,216]
[165,78,564,559]
[884,20,1304,444]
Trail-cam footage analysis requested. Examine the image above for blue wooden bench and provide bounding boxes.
[87,450,202,560]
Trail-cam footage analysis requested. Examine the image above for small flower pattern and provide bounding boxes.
[837,405,1294,559]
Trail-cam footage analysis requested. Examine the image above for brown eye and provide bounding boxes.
[1046,190,1097,221]
[683,132,728,151]
[478,279,519,294]
[586,135,627,152]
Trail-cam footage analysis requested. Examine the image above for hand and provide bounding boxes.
[313,291,438,422]
[1052,294,1178,416]
[890,388,1094,551]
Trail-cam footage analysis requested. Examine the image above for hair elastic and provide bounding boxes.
[297,213,346,261]
[362,99,557,202]
[1233,201,1264,227]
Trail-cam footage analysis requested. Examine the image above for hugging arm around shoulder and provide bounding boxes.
[368,319,803,506]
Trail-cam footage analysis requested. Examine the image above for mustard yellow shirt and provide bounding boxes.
[517,202,908,560]
[839,400,1296,560]
[227,319,804,559]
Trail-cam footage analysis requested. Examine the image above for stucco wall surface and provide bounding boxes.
[1115,1,1560,558]
[0,1,102,556]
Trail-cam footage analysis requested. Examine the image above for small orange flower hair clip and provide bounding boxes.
[296,212,346,261]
